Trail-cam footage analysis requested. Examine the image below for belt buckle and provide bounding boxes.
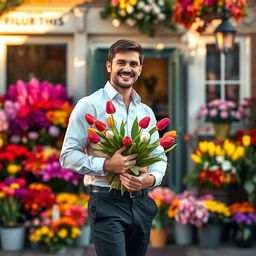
[129,191,141,198]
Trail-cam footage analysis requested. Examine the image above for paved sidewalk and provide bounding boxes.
[0,243,256,256]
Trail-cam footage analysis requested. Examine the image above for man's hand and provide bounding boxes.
[119,172,155,191]
[103,146,138,174]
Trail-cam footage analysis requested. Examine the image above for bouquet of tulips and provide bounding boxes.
[84,101,177,194]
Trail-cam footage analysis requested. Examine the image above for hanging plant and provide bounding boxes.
[100,0,177,37]
[0,0,24,17]
[173,0,248,33]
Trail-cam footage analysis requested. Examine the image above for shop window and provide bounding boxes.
[205,44,240,104]
[7,44,67,87]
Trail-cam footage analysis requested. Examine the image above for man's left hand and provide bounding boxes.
[120,172,155,191]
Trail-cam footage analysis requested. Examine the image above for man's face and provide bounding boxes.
[106,51,142,89]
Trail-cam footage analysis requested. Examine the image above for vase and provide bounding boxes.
[150,229,168,248]
[198,224,222,248]
[213,123,231,141]
[0,225,25,251]
[233,227,254,248]
[174,222,193,245]
[198,187,232,205]
[75,225,91,247]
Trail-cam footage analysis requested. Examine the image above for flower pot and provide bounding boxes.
[213,123,231,141]
[75,225,91,247]
[198,224,222,248]
[0,225,25,251]
[233,227,254,248]
[174,222,193,245]
[150,228,168,248]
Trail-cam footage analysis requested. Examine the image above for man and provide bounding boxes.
[60,39,167,256]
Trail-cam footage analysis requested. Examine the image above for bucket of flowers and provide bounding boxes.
[173,0,248,33]
[184,140,245,204]
[229,202,256,248]
[148,186,176,248]
[100,0,177,36]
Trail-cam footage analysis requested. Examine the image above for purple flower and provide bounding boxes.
[15,188,28,198]
[49,126,60,137]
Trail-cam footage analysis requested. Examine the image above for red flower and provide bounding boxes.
[122,136,132,147]
[84,114,96,125]
[106,101,116,114]
[156,118,170,130]
[95,120,106,132]
[139,116,150,129]
[160,136,175,148]
[88,133,101,143]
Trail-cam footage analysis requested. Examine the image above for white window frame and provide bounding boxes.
[188,36,251,135]
[0,35,74,96]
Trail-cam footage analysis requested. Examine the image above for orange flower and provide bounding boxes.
[168,200,180,218]
[52,217,77,228]
[229,202,256,215]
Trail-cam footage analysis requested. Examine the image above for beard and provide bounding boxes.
[111,71,138,89]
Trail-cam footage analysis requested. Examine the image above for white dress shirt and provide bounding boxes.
[60,81,167,187]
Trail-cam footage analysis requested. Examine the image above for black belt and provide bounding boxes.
[89,185,147,199]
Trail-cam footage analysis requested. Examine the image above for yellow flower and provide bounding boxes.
[242,135,251,147]
[199,141,208,153]
[10,183,20,189]
[41,226,50,235]
[0,137,4,148]
[71,227,81,238]
[204,200,230,217]
[58,228,68,239]
[231,146,245,161]
[7,164,22,174]
[191,153,202,163]
[0,192,5,199]
[207,142,216,156]
[215,145,224,156]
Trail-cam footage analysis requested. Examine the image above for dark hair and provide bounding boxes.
[108,39,144,65]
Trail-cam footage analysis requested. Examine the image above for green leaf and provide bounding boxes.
[110,175,121,190]
[131,117,139,140]
[120,120,126,138]
[121,184,126,195]
[130,166,139,176]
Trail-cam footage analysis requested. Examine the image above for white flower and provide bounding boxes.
[221,161,232,172]
[152,5,161,15]
[158,0,164,6]
[119,10,126,17]
[126,18,136,26]
[112,19,120,27]
[209,165,219,171]
[106,131,114,139]
[140,132,150,143]
[144,5,152,13]
[137,2,145,9]
[216,156,224,164]
[126,5,134,14]
[203,161,209,169]
[157,13,166,21]
[136,13,144,19]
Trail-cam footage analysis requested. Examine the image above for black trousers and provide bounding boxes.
[88,188,158,256]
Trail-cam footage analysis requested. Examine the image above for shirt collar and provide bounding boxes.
[104,81,141,103]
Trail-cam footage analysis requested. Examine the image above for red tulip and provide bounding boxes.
[95,120,106,132]
[88,133,101,143]
[85,114,96,125]
[106,101,116,114]
[156,118,170,131]
[122,136,132,147]
[160,136,175,148]
[139,116,150,129]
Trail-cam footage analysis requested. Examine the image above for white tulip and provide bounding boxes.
[209,165,219,171]
[126,5,134,14]
[106,131,114,139]
[119,10,126,17]
[158,13,166,21]
[126,18,136,27]
[112,19,120,27]
[140,132,150,143]
[216,156,224,163]
[222,161,232,172]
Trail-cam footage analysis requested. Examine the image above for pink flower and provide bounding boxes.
[209,109,217,117]
[220,111,228,119]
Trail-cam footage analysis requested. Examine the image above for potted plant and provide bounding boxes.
[173,0,247,33]
[168,191,209,245]
[100,0,177,36]
[198,99,245,141]
[184,140,245,204]
[148,186,176,247]
[229,202,256,248]
[198,199,230,248]
[0,177,28,251]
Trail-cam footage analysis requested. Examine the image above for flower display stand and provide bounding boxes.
[174,222,193,245]
[198,224,222,248]
[0,225,25,251]
[150,229,168,248]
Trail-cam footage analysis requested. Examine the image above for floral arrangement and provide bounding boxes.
[100,0,176,36]
[0,144,31,178]
[184,140,245,189]
[168,191,209,227]
[22,183,56,216]
[3,79,73,148]
[148,186,176,230]
[229,202,256,243]
[85,100,177,193]
[203,199,230,224]
[0,177,28,226]
[198,99,245,124]
[234,132,256,204]
[173,0,248,33]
